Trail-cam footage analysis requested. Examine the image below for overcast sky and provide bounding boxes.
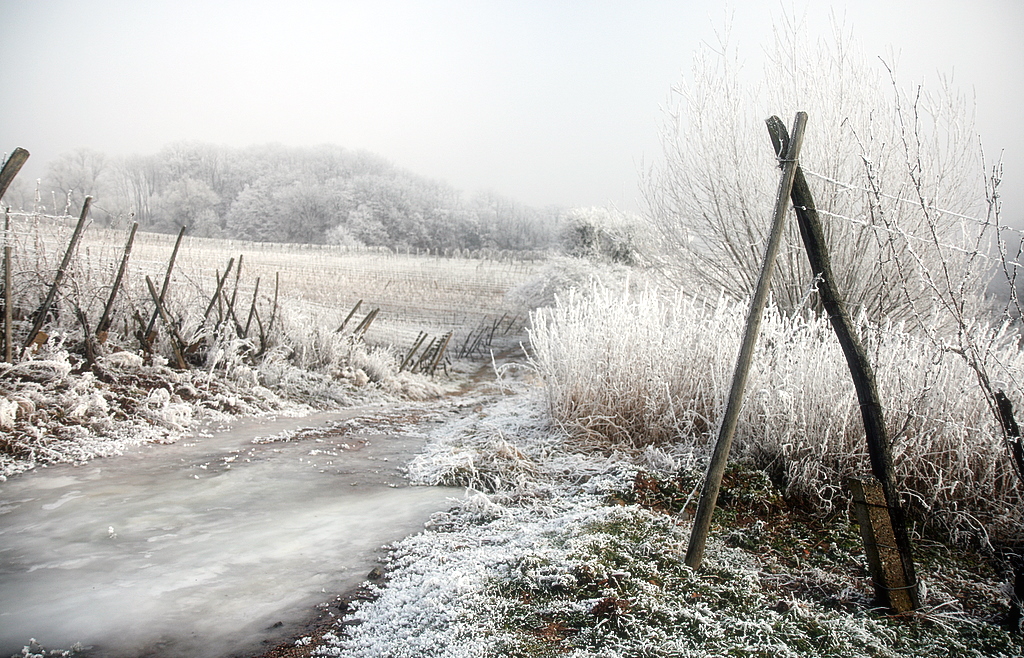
[1,0,1022,218]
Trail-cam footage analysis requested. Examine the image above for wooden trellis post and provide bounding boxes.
[767,115,919,611]
[684,112,919,613]
[25,196,92,350]
[685,112,807,569]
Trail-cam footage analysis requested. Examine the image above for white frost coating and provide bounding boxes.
[97,351,144,371]
[0,398,17,430]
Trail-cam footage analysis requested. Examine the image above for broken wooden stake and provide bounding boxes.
[848,476,916,613]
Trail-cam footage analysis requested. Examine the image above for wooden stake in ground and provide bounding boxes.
[427,331,452,376]
[97,221,138,340]
[848,477,915,612]
[684,112,807,570]
[24,196,93,350]
[336,300,363,333]
[145,275,188,370]
[767,114,919,611]
[400,332,427,372]
[199,257,235,330]
[3,209,12,363]
[144,225,187,343]
[0,148,30,200]
[243,276,261,338]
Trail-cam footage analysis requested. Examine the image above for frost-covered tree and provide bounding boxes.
[151,176,220,234]
[42,148,111,217]
[643,14,990,324]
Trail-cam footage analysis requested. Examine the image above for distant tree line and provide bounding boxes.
[4,143,562,252]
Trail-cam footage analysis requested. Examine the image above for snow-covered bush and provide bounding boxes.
[529,284,1024,542]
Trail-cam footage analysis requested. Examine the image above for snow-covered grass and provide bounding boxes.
[308,383,1022,658]
[528,285,1024,544]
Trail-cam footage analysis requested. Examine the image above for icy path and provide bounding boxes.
[0,407,459,657]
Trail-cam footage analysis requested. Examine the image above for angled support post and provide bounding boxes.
[767,114,919,610]
[685,112,808,569]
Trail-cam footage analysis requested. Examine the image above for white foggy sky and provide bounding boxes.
[1,0,1022,217]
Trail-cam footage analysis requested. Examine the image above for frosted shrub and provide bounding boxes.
[529,285,1024,539]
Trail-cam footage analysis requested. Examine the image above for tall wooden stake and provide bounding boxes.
[144,224,186,341]
[243,276,260,337]
[24,196,92,349]
[201,257,235,327]
[97,221,138,338]
[3,210,12,363]
[685,112,807,570]
[767,115,919,610]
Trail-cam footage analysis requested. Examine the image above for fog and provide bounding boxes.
[0,0,1021,215]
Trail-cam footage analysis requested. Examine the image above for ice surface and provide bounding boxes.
[0,408,460,657]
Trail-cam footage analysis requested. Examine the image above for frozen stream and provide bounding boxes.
[0,406,460,657]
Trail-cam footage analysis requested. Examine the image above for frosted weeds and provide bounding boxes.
[530,284,1024,542]
[0,327,444,479]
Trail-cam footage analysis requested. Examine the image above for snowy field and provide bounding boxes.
[1,215,542,478]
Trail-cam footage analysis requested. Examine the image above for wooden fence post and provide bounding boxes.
[97,221,138,340]
[144,224,186,342]
[24,196,92,350]
[3,210,12,363]
[684,112,808,570]
[145,275,188,370]
[767,114,919,610]
[0,148,30,201]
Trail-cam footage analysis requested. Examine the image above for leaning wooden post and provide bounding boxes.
[685,112,807,570]
[336,299,363,333]
[24,196,92,350]
[428,331,453,376]
[3,209,12,363]
[400,331,428,372]
[200,257,235,327]
[767,114,919,610]
[994,391,1024,626]
[0,148,30,200]
[144,224,187,341]
[96,221,138,340]
[145,275,188,370]
[243,276,261,337]
[227,253,244,322]
[265,272,280,336]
